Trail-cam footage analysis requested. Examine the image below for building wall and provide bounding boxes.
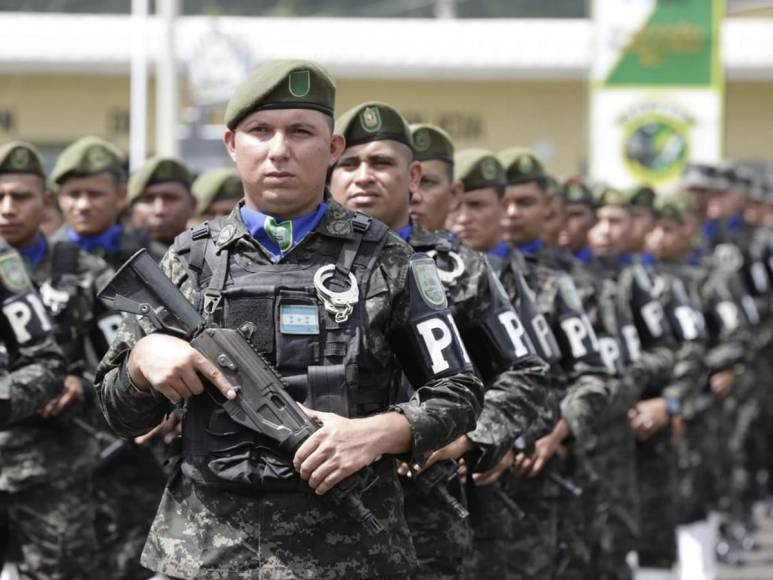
[1,73,771,176]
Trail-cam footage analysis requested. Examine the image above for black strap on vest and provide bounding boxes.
[326,212,372,292]
[202,237,229,319]
[51,241,80,282]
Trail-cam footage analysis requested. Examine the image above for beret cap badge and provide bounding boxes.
[360,106,382,133]
[288,70,311,98]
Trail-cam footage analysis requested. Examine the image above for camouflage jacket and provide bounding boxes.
[408,224,550,470]
[94,201,484,578]
[0,240,66,434]
[50,224,167,270]
[0,240,110,491]
[500,248,610,444]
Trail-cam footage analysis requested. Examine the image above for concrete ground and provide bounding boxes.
[719,505,773,580]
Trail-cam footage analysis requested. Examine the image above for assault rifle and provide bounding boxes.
[98,249,384,535]
[513,435,583,497]
[411,459,470,520]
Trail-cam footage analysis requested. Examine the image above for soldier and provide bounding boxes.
[330,109,550,579]
[128,157,196,248]
[95,59,484,579]
[49,137,168,580]
[0,141,98,579]
[190,167,243,225]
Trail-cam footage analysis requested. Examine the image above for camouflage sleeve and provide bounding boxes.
[466,359,551,471]
[0,243,66,425]
[380,237,484,466]
[560,366,612,443]
[627,344,675,400]
[662,342,705,403]
[94,248,186,437]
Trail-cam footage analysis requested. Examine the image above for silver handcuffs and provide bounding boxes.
[425,250,465,286]
[313,264,359,323]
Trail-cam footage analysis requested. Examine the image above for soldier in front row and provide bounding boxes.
[95,59,484,579]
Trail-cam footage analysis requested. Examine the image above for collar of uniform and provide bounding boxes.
[488,240,511,259]
[67,223,123,253]
[214,202,255,250]
[516,238,545,256]
[18,234,48,268]
[573,245,593,264]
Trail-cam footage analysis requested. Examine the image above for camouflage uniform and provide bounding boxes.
[50,224,168,580]
[498,247,610,580]
[94,202,484,579]
[405,224,550,580]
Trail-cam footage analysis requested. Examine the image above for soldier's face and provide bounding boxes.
[450,187,503,252]
[329,139,421,230]
[500,181,547,245]
[590,205,631,256]
[131,182,195,243]
[628,207,656,252]
[684,186,711,220]
[410,160,459,231]
[648,218,685,262]
[58,172,126,236]
[225,109,344,218]
[744,199,766,226]
[201,198,240,222]
[541,195,565,248]
[559,202,596,252]
[707,187,745,220]
[0,173,47,248]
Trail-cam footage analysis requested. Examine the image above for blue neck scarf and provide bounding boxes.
[240,202,328,262]
[573,245,593,264]
[67,224,123,253]
[18,234,47,268]
[635,251,655,267]
[617,253,633,268]
[394,223,413,243]
[686,248,702,267]
[517,239,545,256]
[488,240,511,259]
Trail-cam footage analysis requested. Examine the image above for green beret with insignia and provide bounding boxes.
[655,195,692,223]
[50,136,126,185]
[497,147,546,186]
[593,184,629,208]
[193,168,243,214]
[0,141,45,178]
[127,157,193,204]
[628,184,657,209]
[410,123,454,164]
[335,101,412,149]
[225,59,336,131]
[454,148,506,193]
[560,179,595,208]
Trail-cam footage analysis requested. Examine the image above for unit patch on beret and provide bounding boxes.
[360,106,382,133]
[518,155,534,174]
[413,129,431,152]
[88,146,110,168]
[481,157,497,181]
[289,70,311,98]
[9,148,31,170]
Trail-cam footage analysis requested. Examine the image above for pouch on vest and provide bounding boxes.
[461,264,538,382]
[391,254,472,388]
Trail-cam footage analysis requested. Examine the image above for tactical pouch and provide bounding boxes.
[306,364,349,417]
[274,289,322,371]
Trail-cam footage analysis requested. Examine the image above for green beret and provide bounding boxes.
[454,149,505,192]
[0,141,45,178]
[628,184,657,209]
[593,184,629,208]
[497,147,546,186]
[655,195,692,222]
[127,157,193,204]
[560,179,595,207]
[51,136,125,185]
[225,59,335,131]
[410,123,454,164]
[335,101,412,149]
[193,168,243,214]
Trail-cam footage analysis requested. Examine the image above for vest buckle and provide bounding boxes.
[313,264,359,324]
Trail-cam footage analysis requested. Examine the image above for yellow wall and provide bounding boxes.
[1,73,772,176]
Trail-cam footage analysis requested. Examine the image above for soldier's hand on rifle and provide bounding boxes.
[629,398,670,441]
[421,435,475,472]
[128,334,236,402]
[294,408,412,495]
[40,374,83,417]
[527,432,563,478]
[709,368,734,399]
[472,449,514,487]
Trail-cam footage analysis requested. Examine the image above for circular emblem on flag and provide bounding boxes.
[480,157,497,181]
[360,106,382,133]
[9,148,30,170]
[413,129,431,152]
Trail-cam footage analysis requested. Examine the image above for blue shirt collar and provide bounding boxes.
[686,248,702,267]
[394,223,413,242]
[516,239,545,256]
[240,202,328,262]
[487,240,510,259]
[573,245,593,264]
[18,234,47,268]
[67,224,123,253]
[617,253,633,268]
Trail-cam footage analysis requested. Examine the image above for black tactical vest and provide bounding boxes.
[173,213,393,492]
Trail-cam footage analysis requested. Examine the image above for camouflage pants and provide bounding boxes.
[403,474,472,580]
[464,481,518,580]
[93,445,167,580]
[635,431,678,569]
[0,474,97,580]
